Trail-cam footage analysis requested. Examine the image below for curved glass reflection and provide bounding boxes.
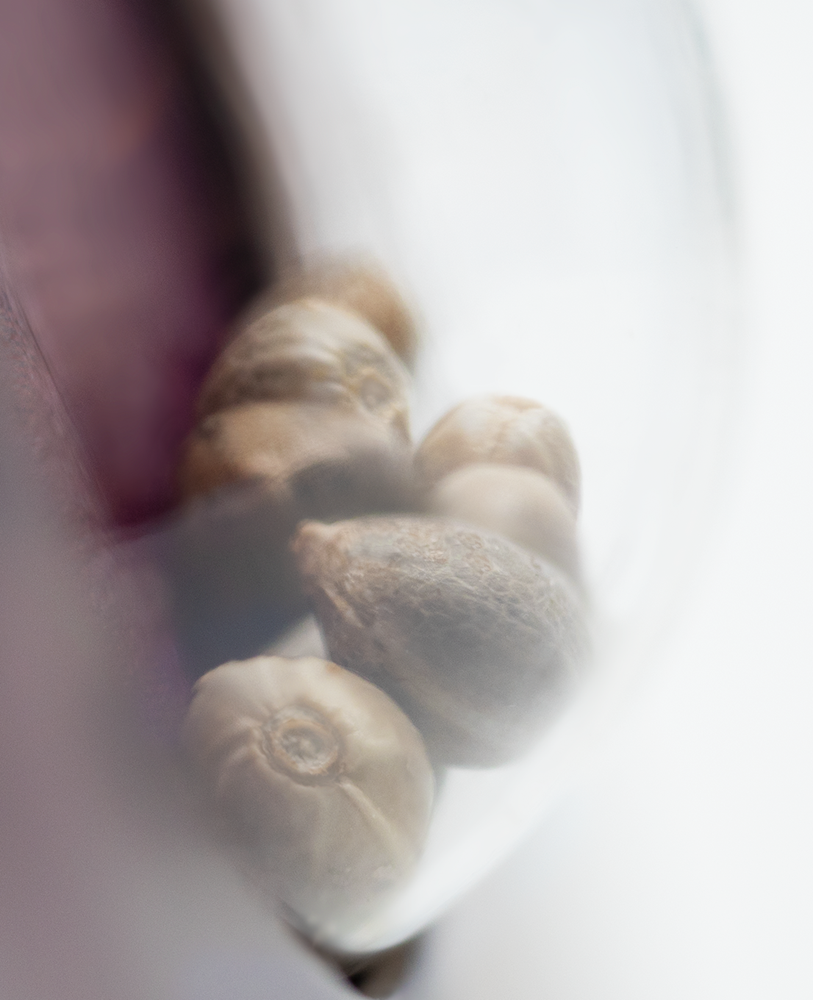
[162,0,738,955]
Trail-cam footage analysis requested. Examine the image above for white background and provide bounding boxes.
[411,1,813,996]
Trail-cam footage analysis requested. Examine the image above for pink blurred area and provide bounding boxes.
[0,0,263,525]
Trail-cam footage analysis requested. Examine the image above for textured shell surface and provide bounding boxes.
[293,517,588,766]
[426,463,581,581]
[416,395,581,514]
[270,257,418,366]
[182,655,434,939]
[197,300,411,439]
[178,400,415,519]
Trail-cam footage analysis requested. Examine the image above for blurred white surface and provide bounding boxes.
[406,0,813,996]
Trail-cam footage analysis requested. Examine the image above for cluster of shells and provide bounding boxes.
[173,259,588,942]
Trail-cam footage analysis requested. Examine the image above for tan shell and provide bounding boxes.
[177,401,415,519]
[271,257,418,366]
[426,464,581,581]
[197,300,411,439]
[416,396,581,514]
[183,655,434,939]
[293,517,588,767]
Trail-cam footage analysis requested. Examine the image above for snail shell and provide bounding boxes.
[270,257,418,367]
[169,401,414,677]
[177,400,415,518]
[293,517,588,767]
[197,300,411,440]
[426,463,581,582]
[416,396,581,514]
[182,655,434,939]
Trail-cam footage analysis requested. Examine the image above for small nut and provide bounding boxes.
[293,517,588,767]
[416,396,581,514]
[183,655,434,938]
[177,401,415,519]
[197,300,411,439]
[272,257,418,366]
[426,464,581,581]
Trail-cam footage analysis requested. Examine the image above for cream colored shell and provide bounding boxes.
[270,257,418,366]
[177,400,414,518]
[416,395,580,513]
[182,655,434,939]
[426,464,581,581]
[197,300,411,440]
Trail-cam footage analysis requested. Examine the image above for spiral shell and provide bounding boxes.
[271,257,418,366]
[183,655,434,938]
[178,400,414,518]
[197,300,411,439]
[416,396,581,513]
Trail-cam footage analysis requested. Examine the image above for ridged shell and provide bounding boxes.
[416,396,580,514]
[270,257,418,366]
[183,655,434,939]
[197,300,411,439]
[178,400,414,518]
